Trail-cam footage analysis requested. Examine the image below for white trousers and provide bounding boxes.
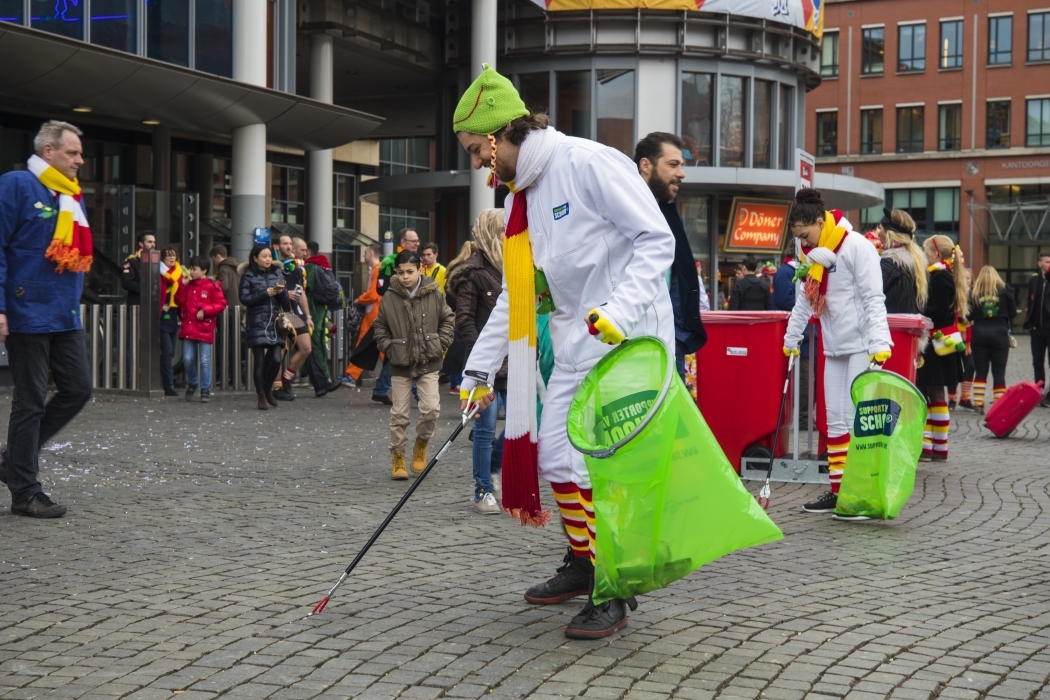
[823,352,870,438]
[537,366,591,489]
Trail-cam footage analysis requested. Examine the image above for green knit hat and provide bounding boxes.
[453,63,529,135]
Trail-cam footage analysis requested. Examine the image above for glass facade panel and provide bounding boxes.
[938,103,962,151]
[519,72,551,115]
[816,111,837,157]
[271,165,304,225]
[0,0,23,24]
[939,20,963,69]
[898,24,926,72]
[820,31,839,77]
[379,208,430,241]
[1027,98,1050,147]
[1030,12,1050,62]
[595,70,634,157]
[334,174,355,229]
[887,187,959,241]
[989,15,1012,65]
[987,100,1011,149]
[89,0,136,52]
[31,0,84,39]
[719,75,746,167]
[860,108,883,155]
[380,138,431,242]
[777,84,792,169]
[677,195,711,289]
[897,106,924,153]
[753,79,773,168]
[196,0,232,77]
[212,158,231,219]
[556,71,591,139]
[148,0,190,66]
[862,27,885,74]
[681,72,713,166]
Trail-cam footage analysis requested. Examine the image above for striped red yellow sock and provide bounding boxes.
[929,401,950,457]
[922,415,933,458]
[993,385,1006,403]
[579,487,596,564]
[961,381,973,402]
[827,434,849,495]
[972,379,987,409]
[551,482,589,559]
[948,387,958,402]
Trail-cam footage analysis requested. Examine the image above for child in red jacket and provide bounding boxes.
[175,255,228,402]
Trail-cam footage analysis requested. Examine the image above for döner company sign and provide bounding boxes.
[723,198,792,254]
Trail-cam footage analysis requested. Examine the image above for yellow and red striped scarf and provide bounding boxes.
[27,155,93,273]
[501,187,549,527]
[799,209,849,317]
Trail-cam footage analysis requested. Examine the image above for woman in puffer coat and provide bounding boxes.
[446,208,507,514]
[239,244,290,411]
[374,251,455,480]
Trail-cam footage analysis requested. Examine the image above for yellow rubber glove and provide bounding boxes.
[869,350,891,366]
[586,309,625,345]
[783,346,800,358]
[460,385,493,401]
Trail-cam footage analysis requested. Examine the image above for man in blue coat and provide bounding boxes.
[0,120,93,518]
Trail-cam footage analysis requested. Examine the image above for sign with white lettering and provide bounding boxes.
[1000,159,1050,170]
[723,198,792,254]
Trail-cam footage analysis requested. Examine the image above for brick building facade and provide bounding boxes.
[807,0,1050,321]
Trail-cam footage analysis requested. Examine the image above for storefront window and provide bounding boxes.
[334,174,355,229]
[89,0,136,52]
[896,106,924,153]
[195,0,232,77]
[678,194,711,289]
[753,80,773,169]
[1027,98,1050,147]
[989,15,1012,65]
[898,23,926,72]
[778,85,792,169]
[938,103,962,151]
[987,100,1011,148]
[556,71,591,139]
[595,70,634,157]
[519,73,551,115]
[31,0,84,40]
[681,72,713,166]
[816,111,837,157]
[861,108,883,154]
[271,165,304,225]
[939,20,963,69]
[719,76,746,168]
[0,0,23,24]
[148,0,190,67]
[862,27,885,75]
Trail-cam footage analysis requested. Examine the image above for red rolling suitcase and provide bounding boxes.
[984,380,1044,438]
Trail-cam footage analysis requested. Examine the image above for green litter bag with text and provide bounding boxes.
[835,369,927,520]
[566,337,783,605]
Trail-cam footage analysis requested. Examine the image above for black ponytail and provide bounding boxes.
[789,188,826,227]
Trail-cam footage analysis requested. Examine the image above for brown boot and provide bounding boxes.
[411,439,428,475]
[391,453,408,480]
[257,394,269,410]
[265,387,278,407]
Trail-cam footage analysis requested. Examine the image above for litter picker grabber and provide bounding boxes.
[307,392,485,616]
[757,353,795,511]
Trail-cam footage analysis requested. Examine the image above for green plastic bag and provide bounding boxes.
[835,369,927,520]
[567,337,784,605]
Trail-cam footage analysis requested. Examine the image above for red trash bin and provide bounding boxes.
[696,311,792,474]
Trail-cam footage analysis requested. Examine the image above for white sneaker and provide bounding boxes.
[490,473,502,503]
[474,492,501,514]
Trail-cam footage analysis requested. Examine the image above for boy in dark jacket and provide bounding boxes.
[175,256,227,403]
[374,251,455,480]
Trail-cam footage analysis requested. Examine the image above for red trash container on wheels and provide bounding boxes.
[695,311,792,474]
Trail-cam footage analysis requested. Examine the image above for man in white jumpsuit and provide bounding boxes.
[454,65,676,639]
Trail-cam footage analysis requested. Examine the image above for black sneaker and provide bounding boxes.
[524,547,594,604]
[274,387,296,401]
[564,597,637,639]
[164,388,179,397]
[948,400,957,410]
[1040,399,1050,409]
[958,400,975,410]
[803,491,837,513]
[185,385,197,401]
[326,380,343,394]
[371,394,392,406]
[11,492,67,518]
[200,391,210,404]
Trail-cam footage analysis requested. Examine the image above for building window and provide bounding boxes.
[519,72,551,115]
[212,158,231,220]
[860,109,883,155]
[271,166,304,225]
[821,31,839,77]
[595,69,635,157]
[195,0,233,77]
[938,104,963,151]
[379,138,430,176]
[719,76,746,167]
[1030,12,1050,62]
[334,174,355,229]
[0,1,24,25]
[32,0,84,40]
[862,27,885,74]
[885,187,960,240]
[939,20,964,69]
[987,100,1011,149]
[91,0,137,53]
[777,85,793,170]
[681,72,713,166]
[1027,98,1050,147]
[989,15,1013,65]
[148,0,190,67]
[379,208,430,241]
[816,111,838,157]
[753,80,774,169]
[897,106,924,153]
[556,71,591,139]
[898,24,926,72]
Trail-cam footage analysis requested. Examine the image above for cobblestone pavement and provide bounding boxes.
[2,341,1050,700]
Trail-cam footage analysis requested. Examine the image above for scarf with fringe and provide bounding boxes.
[27,154,93,273]
[797,209,849,317]
[500,126,559,527]
[163,262,183,309]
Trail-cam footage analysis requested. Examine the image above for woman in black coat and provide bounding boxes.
[969,265,1017,412]
[239,244,290,410]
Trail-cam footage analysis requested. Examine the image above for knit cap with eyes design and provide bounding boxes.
[453,63,530,135]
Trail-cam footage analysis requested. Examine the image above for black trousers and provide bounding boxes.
[972,323,1010,389]
[5,331,92,503]
[252,344,283,396]
[1031,328,1050,387]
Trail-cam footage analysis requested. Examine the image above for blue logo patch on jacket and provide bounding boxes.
[553,203,570,220]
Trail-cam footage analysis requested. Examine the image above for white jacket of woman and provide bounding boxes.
[460,130,676,386]
[784,223,892,358]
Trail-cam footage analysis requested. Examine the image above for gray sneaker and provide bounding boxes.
[473,492,501,514]
[490,472,502,504]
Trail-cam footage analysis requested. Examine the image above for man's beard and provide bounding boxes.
[647,176,680,204]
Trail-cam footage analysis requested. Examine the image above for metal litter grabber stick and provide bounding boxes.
[308,393,484,616]
[757,354,795,511]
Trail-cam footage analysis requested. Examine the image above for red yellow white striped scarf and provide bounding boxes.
[27,154,93,273]
[799,209,849,317]
[163,262,184,308]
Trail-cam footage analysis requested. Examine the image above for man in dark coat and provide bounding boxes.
[635,132,706,381]
[1023,251,1050,405]
[729,256,773,311]
[121,231,157,306]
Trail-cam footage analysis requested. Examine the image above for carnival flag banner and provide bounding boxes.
[835,370,927,520]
